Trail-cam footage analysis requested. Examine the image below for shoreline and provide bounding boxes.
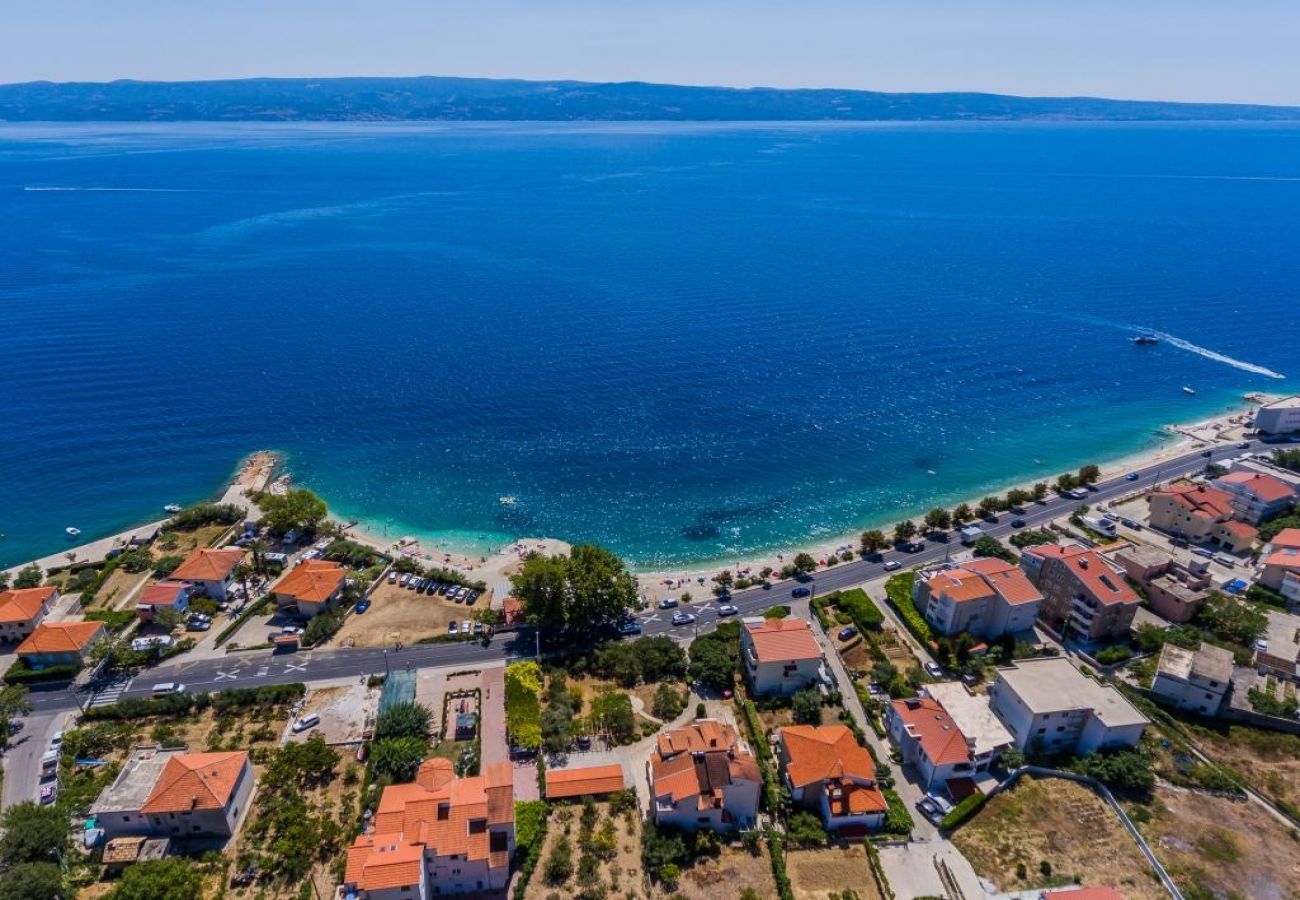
[3,398,1271,595]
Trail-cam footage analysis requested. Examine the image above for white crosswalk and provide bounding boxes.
[87,680,130,708]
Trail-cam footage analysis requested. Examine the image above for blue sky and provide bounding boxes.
[4,1,1297,104]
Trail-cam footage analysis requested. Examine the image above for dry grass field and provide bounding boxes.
[787,846,884,900]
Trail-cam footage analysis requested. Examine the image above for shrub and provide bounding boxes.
[791,689,824,726]
[832,588,884,631]
[506,661,543,750]
[375,701,432,740]
[164,502,243,531]
[883,573,932,644]
[1094,645,1133,666]
[881,789,914,835]
[786,811,829,848]
[762,605,789,619]
[3,661,78,685]
[940,792,987,830]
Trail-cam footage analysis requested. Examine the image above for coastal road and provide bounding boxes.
[17,438,1245,719]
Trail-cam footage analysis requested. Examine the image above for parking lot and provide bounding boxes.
[328,578,491,648]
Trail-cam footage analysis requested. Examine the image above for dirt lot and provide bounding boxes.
[285,683,377,745]
[1188,722,1300,815]
[668,843,779,900]
[328,581,490,648]
[1138,786,1300,900]
[951,776,1163,899]
[92,568,153,611]
[787,846,884,900]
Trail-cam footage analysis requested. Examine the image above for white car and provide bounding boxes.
[671,613,696,626]
[658,598,679,609]
[923,661,944,678]
[883,560,902,572]
[292,713,321,734]
[717,604,739,616]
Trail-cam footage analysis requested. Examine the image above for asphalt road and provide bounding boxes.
[21,439,1242,718]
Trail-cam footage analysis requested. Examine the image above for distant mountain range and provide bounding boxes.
[1,76,1297,122]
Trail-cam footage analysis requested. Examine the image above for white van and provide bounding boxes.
[40,750,59,778]
[292,713,321,734]
[151,682,186,697]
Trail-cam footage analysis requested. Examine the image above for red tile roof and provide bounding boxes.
[652,721,761,805]
[141,751,248,814]
[0,587,54,624]
[890,697,972,766]
[1218,520,1258,540]
[137,582,189,607]
[1026,544,1138,606]
[171,548,245,582]
[744,617,822,662]
[273,560,346,604]
[780,724,877,789]
[1264,544,1300,570]
[954,558,1043,606]
[16,620,105,656]
[1216,471,1295,504]
[1154,482,1234,520]
[502,596,525,625]
[923,568,995,604]
[545,764,626,799]
[1271,528,1300,551]
[346,761,513,893]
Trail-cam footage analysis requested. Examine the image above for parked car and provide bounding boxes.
[576,735,592,751]
[659,597,679,609]
[474,622,485,635]
[1120,518,1141,529]
[292,713,321,734]
[40,785,56,805]
[883,560,902,572]
[618,620,642,635]
[1125,472,1140,481]
[354,599,371,614]
[399,573,411,587]
[388,571,398,584]
[838,626,858,641]
[448,621,459,635]
[916,797,944,825]
[281,625,304,635]
[671,612,696,626]
[923,661,944,679]
[1192,548,1215,559]
[717,604,739,616]
[49,731,64,750]
[790,586,811,599]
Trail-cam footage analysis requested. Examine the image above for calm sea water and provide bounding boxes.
[1,121,1296,570]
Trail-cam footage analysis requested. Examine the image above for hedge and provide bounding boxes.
[511,800,549,900]
[883,573,933,645]
[3,660,79,685]
[835,587,884,630]
[939,791,987,830]
[881,788,914,835]
[767,832,795,900]
[505,661,542,750]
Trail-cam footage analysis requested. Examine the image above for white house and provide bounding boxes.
[987,658,1148,755]
[885,696,975,796]
[740,617,827,696]
[170,548,246,602]
[1150,642,1234,716]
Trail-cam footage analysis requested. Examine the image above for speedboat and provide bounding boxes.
[65,527,81,537]
[163,504,182,513]
[498,496,517,506]
[1182,386,1197,395]
[1131,334,1159,346]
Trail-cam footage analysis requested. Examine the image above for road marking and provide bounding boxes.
[215,670,238,681]
[285,662,307,673]
[257,666,269,677]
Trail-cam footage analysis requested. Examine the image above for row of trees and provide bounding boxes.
[860,463,1100,554]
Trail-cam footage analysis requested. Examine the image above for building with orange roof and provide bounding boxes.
[272,559,348,617]
[544,764,626,800]
[1213,471,1296,524]
[90,748,254,839]
[1020,544,1141,642]
[885,696,975,795]
[915,558,1043,639]
[648,720,761,832]
[1147,481,1257,552]
[500,596,525,628]
[740,617,827,696]
[135,581,191,622]
[15,619,106,668]
[344,758,514,897]
[777,724,887,833]
[1259,527,1300,605]
[0,585,55,643]
[170,547,247,601]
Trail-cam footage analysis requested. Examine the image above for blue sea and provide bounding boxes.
[1,121,1296,571]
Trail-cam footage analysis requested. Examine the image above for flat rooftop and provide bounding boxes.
[88,748,178,815]
[924,682,1014,756]
[995,657,1148,728]
[1262,610,1300,663]
[1157,642,1233,684]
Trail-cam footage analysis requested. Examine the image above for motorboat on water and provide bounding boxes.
[163,504,182,513]
[65,527,81,537]
[1132,333,1160,345]
[499,496,517,506]
[1182,386,1197,395]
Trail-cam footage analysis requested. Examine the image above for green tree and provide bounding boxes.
[513,544,637,633]
[923,508,952,531]
[370,736,429,782]
[544,834,575,884]
[1006,488,1032,508]
[786,811,830,848]
[792,552,817,574]
[892,520,917,544]
[688,625,740,690]
[589,691,636,743]
[972,535,1016,563]
[1194,593,1267,646]
[258,487,329,534]
[651,683,684,720]
[1055,473,1080,493]
[1078,464,1101,484]
[151,555,184,577]
[859,530,888,555]
[118,547,154,574]
[951,503,974,525]
[0,685,32,748]
[13,565,42,589]
[977,496,1001,517]
[541,703,574,754]
[0,802,67,866]
[791,689,823,725]
[375,701,432,741]
[0,862,62,900]
[1031,482,1049,501]
[107,858,204,900]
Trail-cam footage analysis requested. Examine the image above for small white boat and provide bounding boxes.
[499,496,517,506]
[163,504,182,514]
[1182,386,1197,395]
[65,527,81,537]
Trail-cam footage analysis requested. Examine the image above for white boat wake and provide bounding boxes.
[1150,330,1286,380]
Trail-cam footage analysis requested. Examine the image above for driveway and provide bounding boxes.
[2,708,70,809]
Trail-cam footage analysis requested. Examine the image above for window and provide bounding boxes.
[468,818,486,834]
[1037,728,1046,735]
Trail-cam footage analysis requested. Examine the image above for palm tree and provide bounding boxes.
[248,538,269,577]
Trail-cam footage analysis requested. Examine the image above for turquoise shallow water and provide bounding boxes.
[0,121,1295,569]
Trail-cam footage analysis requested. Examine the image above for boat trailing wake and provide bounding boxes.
[1149,330,1286,380]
